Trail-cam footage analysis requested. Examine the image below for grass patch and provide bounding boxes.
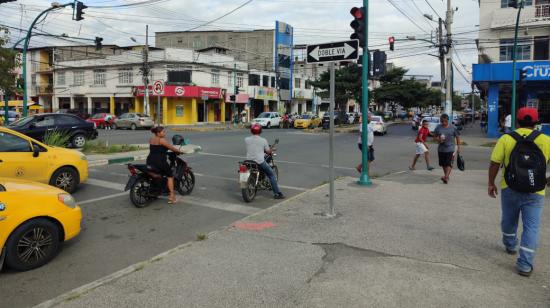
[82,140,140,154]
[196,233,207,241]
[480,142,497,148]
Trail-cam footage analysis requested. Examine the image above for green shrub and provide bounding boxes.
[82,140,140,154]
[43,129,72,147]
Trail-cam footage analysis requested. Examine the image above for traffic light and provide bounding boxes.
[94,37,103,50]
[519,67,528,83]
[350,7,366,48]
[235,86,240,95]
[230,95,236,102]
[73,1,87,21]
[388,36,395,51]
[372,50,387,77]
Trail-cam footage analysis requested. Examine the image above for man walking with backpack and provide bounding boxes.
[488,108,550,277]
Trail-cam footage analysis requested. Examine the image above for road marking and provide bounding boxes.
[193,172,309,191]
[78,192,128,205]
[85,178,126,191]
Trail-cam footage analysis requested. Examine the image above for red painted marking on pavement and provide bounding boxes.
[233,221,276,231]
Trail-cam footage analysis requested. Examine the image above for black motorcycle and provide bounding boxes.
[125,135,195,208]
[238,139,279,203]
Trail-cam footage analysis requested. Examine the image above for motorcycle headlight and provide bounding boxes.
[58,193,77,208]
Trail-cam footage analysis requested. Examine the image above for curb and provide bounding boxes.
[34,182,330,308]
[87,154,148,167]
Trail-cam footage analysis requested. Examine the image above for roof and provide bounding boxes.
[26,44,119,51]
[197,46,229,52]
[155,29,274,34]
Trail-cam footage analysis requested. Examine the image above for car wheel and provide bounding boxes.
[71,134,86,148]
[130,123,137,130]
[111,123,118,130]
[50,167,79,193]
[5,218,60,271]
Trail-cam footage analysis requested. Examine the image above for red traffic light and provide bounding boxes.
[350,7,364,19]
[388,36,395,43]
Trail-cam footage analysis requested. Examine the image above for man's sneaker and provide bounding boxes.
[518,267,533,277]
[274,193,285,200]
[427,166,434,171]
[505,248,517,255]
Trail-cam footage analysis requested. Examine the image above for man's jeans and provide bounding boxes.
[259,162,281,195]
[501,188,545,272]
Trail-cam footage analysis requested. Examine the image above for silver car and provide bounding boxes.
[113,113,155,130]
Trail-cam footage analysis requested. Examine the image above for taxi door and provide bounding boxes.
[0,131,49,182]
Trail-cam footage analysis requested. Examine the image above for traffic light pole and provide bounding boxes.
[21,2,72,118]
[358,0,372,186]
[511,1,523,131]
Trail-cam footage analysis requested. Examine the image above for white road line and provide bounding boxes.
[85,178,126,191]
[193,172,309,192]
[78,192,128,205]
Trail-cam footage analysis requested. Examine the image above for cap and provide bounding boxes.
[517,107,539,122]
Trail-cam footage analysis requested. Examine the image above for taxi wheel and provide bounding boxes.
[50,167,79,193]
[5,218,60,271]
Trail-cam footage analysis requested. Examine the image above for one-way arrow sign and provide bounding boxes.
[306,40,359,63]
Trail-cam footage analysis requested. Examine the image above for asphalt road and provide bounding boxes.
[0,124,494,308]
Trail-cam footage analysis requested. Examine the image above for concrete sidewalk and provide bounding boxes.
[39,170,550,307]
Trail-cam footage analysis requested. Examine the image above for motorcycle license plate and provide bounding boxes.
[239,172,250,184]
[125,175,138,191]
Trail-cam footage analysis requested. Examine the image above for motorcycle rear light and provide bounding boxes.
[239,165,248,173]
[128,165,137,175]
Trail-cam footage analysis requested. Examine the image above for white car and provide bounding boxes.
[252,112,281,128]
[370,116,387,135]
[422,116,440,135]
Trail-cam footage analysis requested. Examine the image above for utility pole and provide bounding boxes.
[471,82,475,127]
[233,63,237,126]
[510,0,524,130]
[143,25,150,117]
[438,18,446,108]
[444,0,453,120]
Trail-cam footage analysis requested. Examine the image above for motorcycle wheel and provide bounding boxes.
[242,173,257,203]
[130,178,152,208]
[176,170,195,195]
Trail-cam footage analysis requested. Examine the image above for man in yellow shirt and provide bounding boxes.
[488,107,550,277]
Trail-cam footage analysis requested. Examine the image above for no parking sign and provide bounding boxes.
[153,80,164,95]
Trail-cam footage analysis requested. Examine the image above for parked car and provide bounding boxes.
[370,116,387,135]
[87,113,117,129]
[8,113,98,148]
[0,110,19,124]
[251,112,282,128]
[0,177,82,271]
[321,111,348,129]
[0,127,88,193]
[56,109,90,120]
[422,116,441,135]
[294,114,321,129]
[112,113,155,130]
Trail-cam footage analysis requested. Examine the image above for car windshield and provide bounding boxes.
[426,117,439,123]
[137,114,149,118]
[92,113,104,119]
[372,116,382,122]
[300,115,312,119]
[8,115,35,127]
[257,112,271,118]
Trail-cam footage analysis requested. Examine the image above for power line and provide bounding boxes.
[384,0,432,34]
[423,0,443,20]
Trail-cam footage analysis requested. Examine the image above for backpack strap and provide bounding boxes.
[507,131,523,142]
[526,130,542,142]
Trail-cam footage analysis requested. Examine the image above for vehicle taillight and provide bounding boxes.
[239,164,248,173]
[128,165,137,175]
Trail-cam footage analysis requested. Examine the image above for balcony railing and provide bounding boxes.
[35,84,53,95]
[536,4,550,18]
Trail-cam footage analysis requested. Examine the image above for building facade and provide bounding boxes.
[473,0,550,137]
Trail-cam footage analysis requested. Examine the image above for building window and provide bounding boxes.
[262,75,269,87]
[211,69,220,85]
[228,72,233,87]
[534,36,549,60]
[501,0,532,7]
[118,68,133,84]
[249,74,260,86]
[167,71,192,83]
[271,76,276,88]
[94,69,106,86]
[236,73,244,88]
[31,74,36,86]
[305,80,312,89]
[57,71,65,85]
[295,78,301,89]
[73,70,85,86]
[499,39,531,61]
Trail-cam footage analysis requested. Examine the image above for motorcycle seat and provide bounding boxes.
[134,164,163,178]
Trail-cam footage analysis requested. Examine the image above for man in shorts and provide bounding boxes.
[434,114,461,184]
[410,120,434,171]
[356,113,375,177]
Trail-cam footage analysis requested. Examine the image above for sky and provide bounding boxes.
[0,0,481,91]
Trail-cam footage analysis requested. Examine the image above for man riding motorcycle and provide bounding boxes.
[245,123,285,199]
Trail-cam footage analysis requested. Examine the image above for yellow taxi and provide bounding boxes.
[0,178,82,271]
[294,114,322,129]
[0,127,88,193]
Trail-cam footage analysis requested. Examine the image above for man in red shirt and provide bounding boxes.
[409,120,434,170]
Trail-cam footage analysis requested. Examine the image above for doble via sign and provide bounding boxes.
[306,40,359,64]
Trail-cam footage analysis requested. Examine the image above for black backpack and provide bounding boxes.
[504,131,547,193]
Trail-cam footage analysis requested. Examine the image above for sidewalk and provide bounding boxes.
[38,170,550,307]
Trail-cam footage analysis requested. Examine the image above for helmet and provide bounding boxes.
[250,123,262,135]
[172,134,184,145]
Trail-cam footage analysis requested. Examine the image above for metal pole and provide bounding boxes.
[157,94,161,124]
[233,63,237,126]
[444,0,453,120]
[438,18,446,108]
[328,62,336,216]
[358,0,372,186]
[143,25,150,116]
[3,95,8,125]
[471,83,475,127]
[511,2,523,131]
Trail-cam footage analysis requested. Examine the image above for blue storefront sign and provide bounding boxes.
[473,61,550,138]
[274,21,294,104]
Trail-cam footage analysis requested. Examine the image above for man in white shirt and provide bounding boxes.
[504,114,512,133]
[356,113,375,177]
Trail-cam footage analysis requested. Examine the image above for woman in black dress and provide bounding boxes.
[147,126,182,204]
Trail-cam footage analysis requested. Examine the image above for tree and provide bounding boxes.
[0,26,19,100]
[371,67,432,109]
[310,64,361,110]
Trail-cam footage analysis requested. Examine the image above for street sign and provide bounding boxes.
[201,95,209,101]
[153,80,164,95]
[306,40,359,63]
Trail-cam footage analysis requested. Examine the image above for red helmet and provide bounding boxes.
[250,123,262,135]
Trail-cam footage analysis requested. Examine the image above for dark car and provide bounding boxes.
[322,111,348,129]
[8,113,98,148]
[56,109,90,120]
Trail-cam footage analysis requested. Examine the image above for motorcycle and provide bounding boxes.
[238,139,279,203]
[124,135,195,208]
